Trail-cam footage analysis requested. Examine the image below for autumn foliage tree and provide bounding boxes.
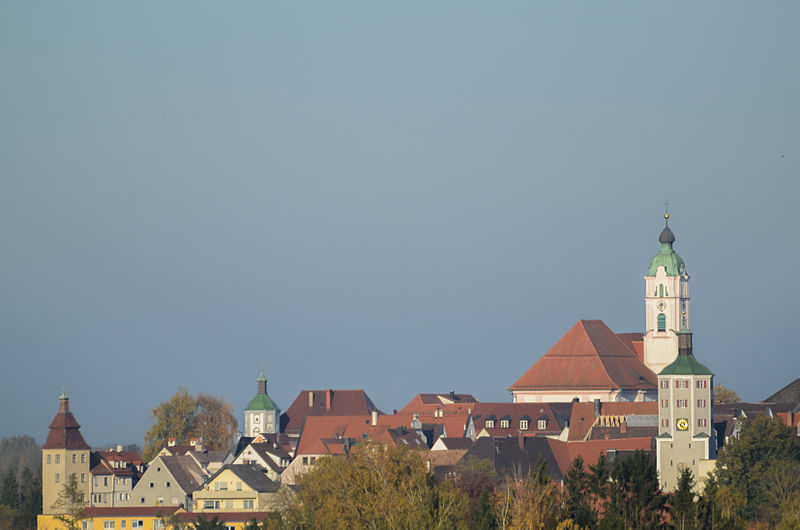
[143,388,237,461]
[286,441,467,528]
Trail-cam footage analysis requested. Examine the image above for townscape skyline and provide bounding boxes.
[1,2,798,446]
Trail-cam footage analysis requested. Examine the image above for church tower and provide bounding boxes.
[42,389,91,515]
[244,370,280,436]
[643,212,690,374]
[655,330,715,491]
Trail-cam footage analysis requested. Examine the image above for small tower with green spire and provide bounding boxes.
[655,329,715,492]
[643,210,691,374]
[244,368,280,436]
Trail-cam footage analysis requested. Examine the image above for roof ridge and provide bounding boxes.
[581,321,617,388]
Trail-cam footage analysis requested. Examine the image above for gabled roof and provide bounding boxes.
[157,455,207,494]
[766,378,800,409]
[463,436,563,482]
[433,437,474,451]
[90,451,144,477]
[43,396,91,450]
[471,403,570,436]
[567,401,657,441]
[206,464,279,493]
[399,393,478,415]
[547,438,654,477]
[509,320,657,392]
[616,333,644,363]
[296,415,426,456]
[281,390,383,435]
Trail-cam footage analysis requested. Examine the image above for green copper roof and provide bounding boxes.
[246,393,279,411]
[648,242,686,276]
[659,352,712,376]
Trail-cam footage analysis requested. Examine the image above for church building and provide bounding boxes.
[508,213,692,403]
[244,370,281,436]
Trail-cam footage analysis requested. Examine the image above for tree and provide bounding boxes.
[599,450,666,529]
[191,515,226,529]
[51,473,88,530]
[713,383,741,404]
[286,441,467,528]
[451,456,499,528]
[0,471,19,509]
[562,455,597,528]
[715,414,800,520]
[143,388,238,461]
[0,436,39,481]
[670,467,698,530]
[493,463,561,529]
[17,468,42,530]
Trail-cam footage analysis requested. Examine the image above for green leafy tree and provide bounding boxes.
[0,471,19,509]
[670,467,698,530]
[51,473,88,530]
[715,414,800,520]
[18,468,42,529]
[287,440,467,528]
[144,388,237,461]
[562,455,597,528]
[599,450,666,529]
[713,383,741,404]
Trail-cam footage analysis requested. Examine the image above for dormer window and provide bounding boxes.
[538,419,547,430]
[500,419,509,429]
[520,420,529,430]
[485,419,495,429]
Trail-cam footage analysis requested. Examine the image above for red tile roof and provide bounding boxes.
[509,320,657,392]
[84,506,181,517]
[296,415,426,456]
[43,398,91,450]
[567,401,658,441]
[399,393,478,415]
[547,437,654,476]
[616,332,644,363]
[471,402,568,437]
[281,390,382,435]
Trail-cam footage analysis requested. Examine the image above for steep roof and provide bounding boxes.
[471,402,570,437]
[766,378,800,409]
[509,320,657,392]
[463,436,563,482]
[159,455,207,494]
[43,395,91,450]
[207,464,279,493]
[281,389,382,435]
[295,415,425,456]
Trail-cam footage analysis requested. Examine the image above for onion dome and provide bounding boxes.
[647,213,686,276]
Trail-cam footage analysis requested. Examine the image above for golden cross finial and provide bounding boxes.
[664,199,670,220]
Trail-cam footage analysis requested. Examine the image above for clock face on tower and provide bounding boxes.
[676,418,689,431]
[657,301,666,312]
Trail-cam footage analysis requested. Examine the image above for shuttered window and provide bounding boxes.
[657,313,666,332]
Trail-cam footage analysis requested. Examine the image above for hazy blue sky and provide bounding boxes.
[1,2,798,446]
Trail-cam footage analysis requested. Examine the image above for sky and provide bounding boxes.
[1,2,798,447]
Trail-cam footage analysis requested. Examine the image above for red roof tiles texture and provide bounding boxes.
[509,320,657,392]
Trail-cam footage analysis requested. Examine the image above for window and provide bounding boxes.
[243,499,254,509]
[485,420,495,429]
[166,481,171,488]
[302,457,308,465]
[520,420,529,430]
[657,313,666,332]
[104,477,108,486]
[225,500,233,509]
[55,455,60,464]
[236,482,242,491]
[676,380,688,389]
[500,419,510,429]
[140,497,145,504]
[537,419,547,430]
[697,399,707,408]
[659,284,664,297]
[55,474,60,483]
[661,419,669,428]
[310,457,316,464]
[121,522,126,529]
[697,418,708,427]
[47,455,51,464]
[81,473,86,483]
[677,399,688,408]
[103,521,115,529]
[661,399,668,408]
[73,454,77,463]
[204,501,216,509]
[660,380,669,389]
[149,482,154,488]
[254,416,260,423]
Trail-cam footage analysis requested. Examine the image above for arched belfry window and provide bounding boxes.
[657,313,666,332]
[659,284,664,297]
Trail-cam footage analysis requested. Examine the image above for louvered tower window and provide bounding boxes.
[657,313,666,332]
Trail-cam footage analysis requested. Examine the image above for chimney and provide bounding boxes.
[449,389,455,400]
[593,399,601,420]
[168,437,176,447]
[325,390,332,410]
[308,392,314,408]
[371,410,378,426]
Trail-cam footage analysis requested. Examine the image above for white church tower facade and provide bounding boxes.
[643,213,690,374]
[244,370,280,437]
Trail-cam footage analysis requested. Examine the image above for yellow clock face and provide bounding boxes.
[657,301,666,312]
[676,418,689,431]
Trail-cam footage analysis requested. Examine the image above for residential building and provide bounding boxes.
[193,464,281,513]
[42,390,91,515]
[89,448,145,507]
[280,389,383,438]
[470,402,571,440]
[232,438,291,482]
[125,454,207,508]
